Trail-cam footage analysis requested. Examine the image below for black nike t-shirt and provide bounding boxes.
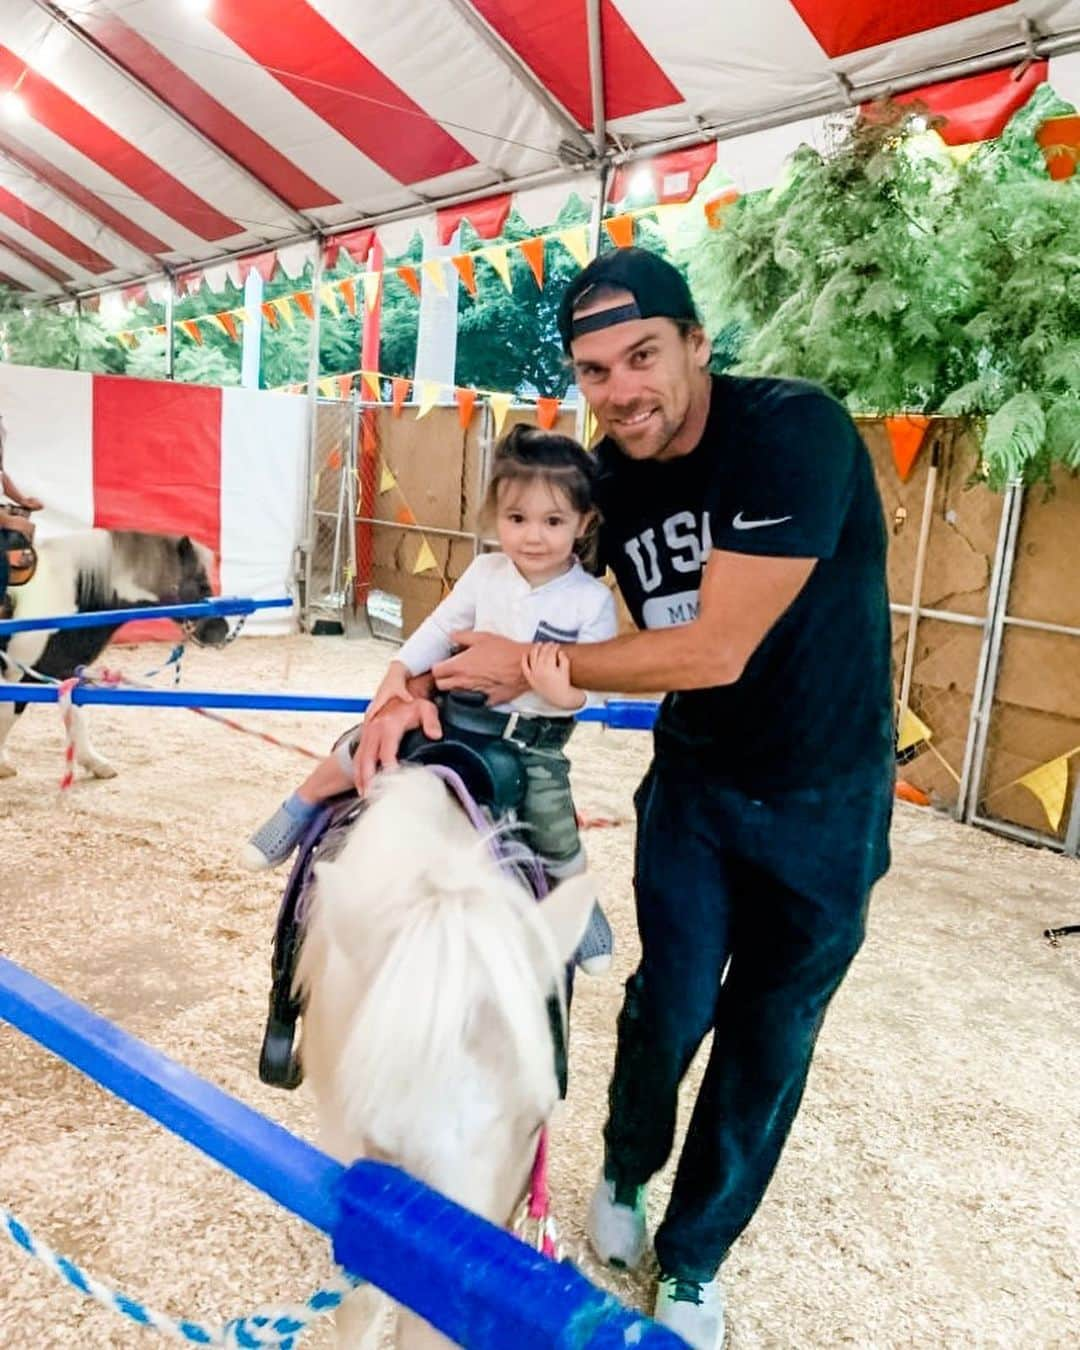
[594,374,894,791]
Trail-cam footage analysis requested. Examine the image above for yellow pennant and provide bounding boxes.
[1017,756,1069,832]
[482,245,513,292]
[360,369,381,400]
[416,380,441,419]
[557,226,590,268]
[896,707,932,753]
[317,377,335,397]
[412,538,439,575]
[422,259,448,296]
[582,404,599,448]
[271,297,295,328]
[489,392,512,434]
[319,283,340,316]
[363,270,382,312]
[379,464,397,494]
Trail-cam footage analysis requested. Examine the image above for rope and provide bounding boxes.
[56,678,77,794]
[519,1128,560,1259]
[2,1206,360,1347]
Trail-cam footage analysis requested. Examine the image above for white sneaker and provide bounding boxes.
[654,1272,726,1349]
[586,1173,648,1270]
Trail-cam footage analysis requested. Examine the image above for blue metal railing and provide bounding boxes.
[0,596,292,637]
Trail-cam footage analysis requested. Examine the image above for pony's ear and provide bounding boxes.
[539,874,597,965]
[178,534,195,560]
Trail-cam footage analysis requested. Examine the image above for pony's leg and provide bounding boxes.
[0,698,16,777]
[70,705,117,779]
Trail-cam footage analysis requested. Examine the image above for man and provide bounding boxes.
[354,249,894,1348]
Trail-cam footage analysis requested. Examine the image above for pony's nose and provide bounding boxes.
[195,617,230,647]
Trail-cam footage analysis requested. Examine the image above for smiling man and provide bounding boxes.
[353,248,895,1347]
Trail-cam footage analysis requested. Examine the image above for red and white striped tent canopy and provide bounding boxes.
[1,0,1079,297]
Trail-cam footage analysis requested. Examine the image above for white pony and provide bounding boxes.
[0,527,226,779]
[296,766,594,1349]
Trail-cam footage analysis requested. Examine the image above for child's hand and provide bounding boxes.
[522,643,586,711]
[366,663,413,720]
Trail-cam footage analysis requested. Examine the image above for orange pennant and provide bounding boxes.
[396,505,418,526]
[886,416,930,482]
[219,312,239,342]
[260,300,279,329]
[518,237,545,289]
[327,448,343,470]
[535,396,559,430]
[340,278,357,314]
[294,291,315,321]
[455,386,477,428]
[337,374,353,398]
[603,214,634,249]
[451,253,477,296]
[180,319,203,345]
[391,377,411,416]
[396,266,422,298]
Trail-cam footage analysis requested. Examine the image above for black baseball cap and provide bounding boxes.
[557,247,699,353]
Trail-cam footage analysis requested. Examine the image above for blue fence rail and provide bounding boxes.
[0,681,661,730]
[0,596,292,637]
[0,957,682,1348]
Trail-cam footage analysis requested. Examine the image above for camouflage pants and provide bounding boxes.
[517,743,584,875]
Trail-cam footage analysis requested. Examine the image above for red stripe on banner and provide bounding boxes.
[79,13,339,211]
[0,226,72,283]
[92,375,222,642]
[0,184,112,274]
[469,0,682,128]
[209,0,476,184]
[0,47,240,241]
[0,129,171,257]
[790,1,1010,59]
[891,62,1048,144]
[437,193,512,245]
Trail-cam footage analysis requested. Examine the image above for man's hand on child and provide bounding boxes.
[522,642,586,711]
[434,631,529,705]
[353,696,442,794]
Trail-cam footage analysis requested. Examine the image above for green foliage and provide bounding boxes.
[680,83,1080,487]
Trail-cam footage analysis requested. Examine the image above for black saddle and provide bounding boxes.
[258,727,531,1090]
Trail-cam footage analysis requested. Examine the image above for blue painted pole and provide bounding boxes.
[0,595,292,637]
[0,957,685,1347]
[0,682,661,728]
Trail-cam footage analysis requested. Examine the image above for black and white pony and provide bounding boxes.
[0,529,227,780]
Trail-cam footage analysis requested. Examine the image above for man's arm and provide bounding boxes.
[435,549,816,698]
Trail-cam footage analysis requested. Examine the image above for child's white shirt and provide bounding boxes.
[396,552,618,716]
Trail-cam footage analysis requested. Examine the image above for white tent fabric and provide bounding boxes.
[0,0,1077,295]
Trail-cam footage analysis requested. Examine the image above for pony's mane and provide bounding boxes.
[297,768,565,1150]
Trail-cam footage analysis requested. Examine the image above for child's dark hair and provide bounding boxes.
[480,423,600,565]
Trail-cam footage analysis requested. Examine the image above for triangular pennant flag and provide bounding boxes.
[219,312,239,342]
[451,253,477,296]
[320,283,340,316]
[326,447,342,470]
[396,265,422,297]
[271,297,295,328]
[337,374,353,399]
[379,464,397,494]
[391,377,411,416]
[261,300,280,329]
[416,380,441,419]
[886,416,931,483]
[422,259,448,296]
[535,397,560,430]
[339,277,357,314]
[207,314,230,337]
[294,291,315,321]
[582,404,599,448]
[396,505,418,526]
[360,370,381,401]
[896,707,932,754]
[557,226,590,268]
[518,237,545,290]
[363,270,382,313]
[489,392,512,434]
[603,214,634,249]
[180,319,203,345]
[482,245,513,292]
[1017,756,1069,832]
[318,378,335,398]
[412,538,439,575]
[455,386,477,428]
[154,324,167,335]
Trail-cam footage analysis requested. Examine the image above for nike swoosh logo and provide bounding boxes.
[732,512,793,530]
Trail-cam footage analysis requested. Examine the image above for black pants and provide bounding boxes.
[603,752,893,1281]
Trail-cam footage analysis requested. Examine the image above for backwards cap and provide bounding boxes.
[557,247,698,353]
